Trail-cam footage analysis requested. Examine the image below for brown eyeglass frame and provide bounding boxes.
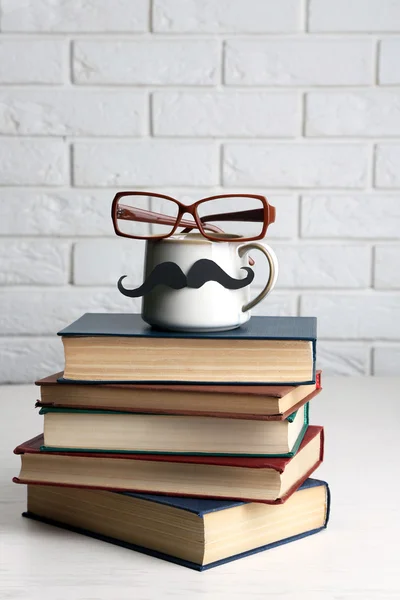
[111,192,276,242]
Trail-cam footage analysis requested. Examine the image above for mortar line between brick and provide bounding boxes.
[297,294,302,316]
[1,186,400,195]
[303,0,310,32]
[369,346,375,375]
[69,143,74,187]
[219,144,224,187]
[148,92,153,136]
[4,83,400,92]
[3,235,400,243]
[2,186,400,195]
[297,195,303,239]
[4,134,400,143]
[62,37,72,86]
[371,245,376,288]
[371,143,377,188]
[221,40,226,86]
[375,38,381,85]
[301,92,307,137]
[296,294,301,317]
[5,32,400,40]
[148,0,154,32]
[1,237,394,246]
[6,136,391,143]
[68,38,74,84]
[68,242,74,284]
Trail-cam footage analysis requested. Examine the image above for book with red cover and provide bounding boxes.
[13,425,324,504]
[35,371,322,421]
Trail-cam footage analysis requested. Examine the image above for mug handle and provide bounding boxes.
[237,242,279,312]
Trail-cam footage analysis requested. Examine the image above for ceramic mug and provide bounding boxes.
[138,233,278,332]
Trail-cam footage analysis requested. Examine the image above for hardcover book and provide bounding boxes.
[38,403,309,457]
[36,371,322,420]
[23,478,330,571]
[57,313,317,385]
[14,426,324,503]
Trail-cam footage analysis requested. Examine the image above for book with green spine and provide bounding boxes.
[39,403,310,457]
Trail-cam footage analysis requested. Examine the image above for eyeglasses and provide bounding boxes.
[111,192,276,242]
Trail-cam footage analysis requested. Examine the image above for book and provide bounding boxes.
[57,313,317,385]
[13,425,324,503]
[38,402,309,457]
[35,371,322,420]
[23,478,330,571]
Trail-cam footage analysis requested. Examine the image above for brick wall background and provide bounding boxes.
[1,0,400,382]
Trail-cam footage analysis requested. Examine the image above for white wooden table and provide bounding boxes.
[1,377,399,600]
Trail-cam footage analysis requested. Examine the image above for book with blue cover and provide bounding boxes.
[38,402,310,457]
[23,478,330,571]
[57,313,317,385]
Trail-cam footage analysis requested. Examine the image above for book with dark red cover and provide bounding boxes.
[13,425,324,504]
[35,371,322,421]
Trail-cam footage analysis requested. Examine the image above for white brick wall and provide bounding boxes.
[152,92,300,137]
[379,40,400,84]
[1,241,70,285]
[153,0,302,33]
[308,0,400,33]
[1,0,149,33]
[1,0,400,381]
[224,39,373,86]
[73,41,219,85]
[255,244,371,289]
[306,92,400,137]
[223,143,368,187]
[0,40,64,84]
[0,139,68,185]
[73,141,218,186]
[375,145,400,188]
[0,90,147,136]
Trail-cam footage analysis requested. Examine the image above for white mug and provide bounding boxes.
[139,233,278,332]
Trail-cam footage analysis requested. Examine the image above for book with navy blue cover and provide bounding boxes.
[58,313,317,340]
[23,478,330,571]
[57,313,317,385]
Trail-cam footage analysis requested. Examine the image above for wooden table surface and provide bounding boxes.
[1,377,399,600]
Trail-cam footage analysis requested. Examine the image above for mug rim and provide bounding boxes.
[148,232,243,245]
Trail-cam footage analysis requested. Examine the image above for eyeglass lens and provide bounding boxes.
[196,196,265,240]
[116,194,180,238]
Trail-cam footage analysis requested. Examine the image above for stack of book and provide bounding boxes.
[14,313,329,571]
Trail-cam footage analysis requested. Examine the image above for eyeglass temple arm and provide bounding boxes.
[117,205,223,234]
[200,207,275,224]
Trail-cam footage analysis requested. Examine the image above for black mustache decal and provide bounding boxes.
[189,259,254,290]
[117,259,254,298]
[118,262,187,298]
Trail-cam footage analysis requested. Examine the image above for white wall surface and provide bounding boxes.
[1,0,400,382]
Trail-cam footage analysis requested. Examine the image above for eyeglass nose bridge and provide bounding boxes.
[176,207,200,233]
[177,203,196,217]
